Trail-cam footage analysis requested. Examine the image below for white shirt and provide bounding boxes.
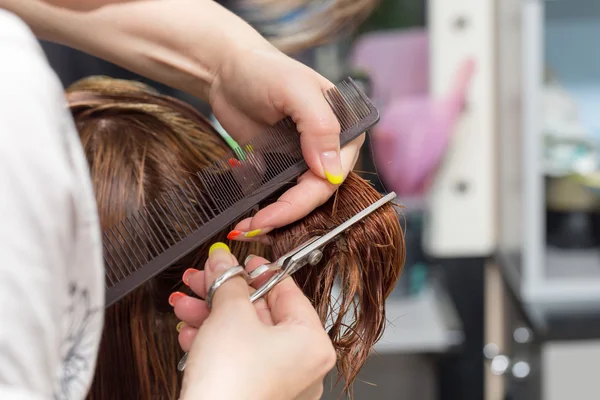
[0,10,104,400]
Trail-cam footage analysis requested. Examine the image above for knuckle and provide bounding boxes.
[322,344,337,371]
[311,384,324,400]
[312,337,337,373]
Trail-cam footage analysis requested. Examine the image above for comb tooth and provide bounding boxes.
[197,170,223,213]
[338,82,363,124]
[102,241,120,280]
[158,196,185,240]
[339,80,370,121]
[122,218,150,263]
[247,136,272,183]
[151,202,178,245]
[192,177,216,218]
[168,191,194,233]
[102,245,119,285]
[255,134,276,182]
[142,207,169,250]
[132,211,162,254]
[213,159,234,209]
[103,231,130,278]
[218,160,242,208]
[161,193,188,237]
[185,180,211,222]
[114,224,142,270]
[333,87,354,128]
[273,124,301,170]
[103,270,111,288]
[106,229,132,275]
[327,88,351,130]
[265,127,291,175]
[176,184,201,229]
[243,137,267,190]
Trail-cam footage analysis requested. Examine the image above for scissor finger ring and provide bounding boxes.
[206,265,249,309]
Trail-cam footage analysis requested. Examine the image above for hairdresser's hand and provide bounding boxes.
[174,243,335,400]
[210,44,364,242]
[5,0,362,239]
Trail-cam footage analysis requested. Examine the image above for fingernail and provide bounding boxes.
[227,228,269,240]
[182,268,198,286]
[244,254,255,265]
[245,229,262,238]
[208,242,232,273]
[176,321,185,333]
[320,151,343,185]
[169,292,186,307]
[209,242,230,256]
[227,230,243,240]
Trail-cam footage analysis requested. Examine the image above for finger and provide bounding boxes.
[228,136,364,239]
[178,324,199,353]
[182,268,205,298]
[280,78,342,184]
[242,255,276,325]
[244,254,277,289]
[173,295,210,328]
[267,275,322,328]
[203,242,254,315]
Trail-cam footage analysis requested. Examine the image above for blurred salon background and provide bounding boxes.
[40,0,600,399]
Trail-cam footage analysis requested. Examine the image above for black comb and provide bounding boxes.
[102,77,379,307]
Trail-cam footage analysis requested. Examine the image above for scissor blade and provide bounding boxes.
[290,191,397,262]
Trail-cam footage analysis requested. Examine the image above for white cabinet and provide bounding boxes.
[497,0,600,328]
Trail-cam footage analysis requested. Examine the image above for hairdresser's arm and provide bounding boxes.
[2,0,363,236]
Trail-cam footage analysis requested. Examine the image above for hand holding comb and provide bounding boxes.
[102,77,380,307]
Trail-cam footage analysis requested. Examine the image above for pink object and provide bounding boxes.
[373,60,475,195]
[350,30,475,196]
[350,29,429,107]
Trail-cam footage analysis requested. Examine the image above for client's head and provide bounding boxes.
[66,76,404,399]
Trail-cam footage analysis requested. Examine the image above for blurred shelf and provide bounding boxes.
[545,246,600,280]
[374,286,464,354]
[545,0,600,21]
[499,247,600,331]
[545,0,600,135]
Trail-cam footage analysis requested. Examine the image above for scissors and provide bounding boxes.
[177,191,397,372]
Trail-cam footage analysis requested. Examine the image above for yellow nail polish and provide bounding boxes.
[176,321,185,333]
[209,242,230,256]
[244,229,262,238]
[325,171,344,185]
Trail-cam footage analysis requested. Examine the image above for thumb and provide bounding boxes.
[283,80,343,185]
[205,242,254,313]
[267,276,323,329]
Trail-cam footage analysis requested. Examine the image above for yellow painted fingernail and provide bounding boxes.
[209,242,230,256]
[244,229,262,238]
[176,321,185,332]
[325,171,344,185]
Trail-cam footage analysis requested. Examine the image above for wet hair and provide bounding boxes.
[66,76,404,399]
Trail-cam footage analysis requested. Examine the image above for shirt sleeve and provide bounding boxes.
[0,11,78,399]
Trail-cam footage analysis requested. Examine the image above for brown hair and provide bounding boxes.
[66,76,404,399]
[236,0,380,54]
